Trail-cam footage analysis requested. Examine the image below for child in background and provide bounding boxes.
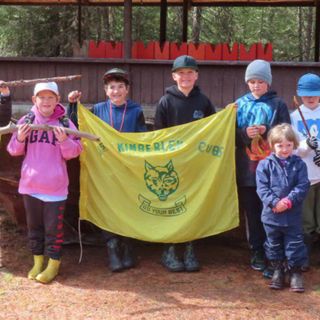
[290,73,320,269]
[236,59,291,276]
[256,123,309,292]
[68,68,146,272]
[154,55,215,272]
[7,82,82,284]
[0,80,12,126]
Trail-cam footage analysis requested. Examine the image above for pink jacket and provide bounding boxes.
[7,104,82,196]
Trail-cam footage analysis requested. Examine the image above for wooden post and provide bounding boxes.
[124,0,132,59]
[315,0,320,62]
[160,0,167,45]
[77,0,82,46]
[182,0,189,43]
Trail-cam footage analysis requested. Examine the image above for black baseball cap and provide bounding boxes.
[103,68,129,85]
[172,55,198,72]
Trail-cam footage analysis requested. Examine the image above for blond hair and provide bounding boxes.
[268,123,299,150]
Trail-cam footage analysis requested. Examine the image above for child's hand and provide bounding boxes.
[0,81,10,96]
[17,123,31,143]
[273,199,288,213]
[313,151,320,166]
[68,90,81,103]
[54,126,68,142]
[257,125,266,135]
[246,126,260,138]
[306,136,318,150]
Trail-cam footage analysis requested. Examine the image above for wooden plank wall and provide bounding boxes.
[0,58,320,118]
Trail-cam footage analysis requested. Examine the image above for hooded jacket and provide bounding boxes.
[154,85,215,129]
[93,99,146,132]
[0,94,12,126]
[256,153,310,227]
[236,90,290,186]
[290,104,320,185]
[7,104,82,196]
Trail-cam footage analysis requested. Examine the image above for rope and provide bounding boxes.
[78,218,83,264]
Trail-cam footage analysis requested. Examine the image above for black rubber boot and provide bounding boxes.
[161,244,184,272]
[184,242,200,272]
[290,267,305,293]
[269,260,284,290]
[106,238,124,272]
[122,240,135,270]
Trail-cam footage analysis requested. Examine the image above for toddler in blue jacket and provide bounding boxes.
[256,123,309,292]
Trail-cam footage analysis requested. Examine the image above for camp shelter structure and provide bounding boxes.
[0,0,319,61]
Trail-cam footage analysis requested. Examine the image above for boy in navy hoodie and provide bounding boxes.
[236,59,291,276]
[68,68,146,272]
[154,55,215,272]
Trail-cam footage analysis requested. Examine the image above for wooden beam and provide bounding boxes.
[124,0,132,59]
[0,0,317,6]
[315,0,320,62]
[182,0,188,42]
[77,0,82,45]
[160,0,167,44]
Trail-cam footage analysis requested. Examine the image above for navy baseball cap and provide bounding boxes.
[172,55,198,72]
[103,68,129,85]
[297,73,320,97]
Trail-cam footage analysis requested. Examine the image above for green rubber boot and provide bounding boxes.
[27,255,44,280]
[36,258,61,284]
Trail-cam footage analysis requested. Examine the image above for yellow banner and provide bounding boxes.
[78,104,239,243]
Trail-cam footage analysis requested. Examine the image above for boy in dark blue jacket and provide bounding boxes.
[68,68,146,272]
[256,123,309,292]
[236,59,291,275]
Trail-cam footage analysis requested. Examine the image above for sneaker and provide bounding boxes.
[263,266,274,279]
[250,250,266,271]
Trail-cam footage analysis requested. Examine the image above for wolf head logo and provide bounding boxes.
[144,160,179,201]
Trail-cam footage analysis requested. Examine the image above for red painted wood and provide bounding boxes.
[154,41,170,59]
[204,43,222,60]
[222,43,239,60]
[239,43,257,61]
[88,40,107,58]
[169,42,188,59]
[257,43,273,61]
[105,41,123,58]
[188,43,206,60]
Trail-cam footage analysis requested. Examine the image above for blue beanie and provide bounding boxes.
[297,73,320,97]
[245,59,272,85]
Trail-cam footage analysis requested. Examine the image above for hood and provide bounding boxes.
[165,85,201,99]
[268,153,297,165]
[31,103,66,123]
[246,90,277,102]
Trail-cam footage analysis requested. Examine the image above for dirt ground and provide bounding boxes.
[1,209,320,320]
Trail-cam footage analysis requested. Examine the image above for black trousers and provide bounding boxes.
[23,195,66,260]
[238,186,266,252]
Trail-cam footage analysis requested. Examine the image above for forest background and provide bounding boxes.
[0,5,316,61]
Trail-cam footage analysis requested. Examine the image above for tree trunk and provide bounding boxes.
[191,7,202,44]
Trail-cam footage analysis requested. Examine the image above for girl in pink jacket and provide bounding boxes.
[7,82,82,284]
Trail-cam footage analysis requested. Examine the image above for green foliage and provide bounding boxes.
[0,5,316,61]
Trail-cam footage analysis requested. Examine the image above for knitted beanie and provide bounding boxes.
[245,59,272,85]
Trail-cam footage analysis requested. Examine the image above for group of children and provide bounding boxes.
[2,55,320,293]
